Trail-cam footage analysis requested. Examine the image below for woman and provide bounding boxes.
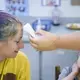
[0,11,30,80]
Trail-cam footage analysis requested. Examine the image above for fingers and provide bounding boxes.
[29,36,37,43]
[36,29,47,35]
[30,41,40,51]
[30,41,37,48]
[29,36,40,50]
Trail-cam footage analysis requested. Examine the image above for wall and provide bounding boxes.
[0,0,5,10]
[29,0,80,17]
[0,0,80,17]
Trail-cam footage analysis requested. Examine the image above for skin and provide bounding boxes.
[30,30,57,51]
[29,30,80,51]
[77,57,80,80]
[0,23,24,61]
[62,59,80,80]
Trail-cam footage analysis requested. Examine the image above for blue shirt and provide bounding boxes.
[58,67,78,80]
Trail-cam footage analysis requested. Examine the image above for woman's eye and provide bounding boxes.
[15,41,19,43]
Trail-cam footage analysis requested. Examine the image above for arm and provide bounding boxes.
[58,67,72,80]
[62,72,76,80]
[56,31,80,50]
[59,63,79,80]
[30,30,80,51]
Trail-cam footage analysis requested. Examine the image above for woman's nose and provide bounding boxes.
[18,40,24,49]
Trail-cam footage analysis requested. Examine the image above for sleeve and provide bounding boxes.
[17,53,31,80]
[58,67,72,80]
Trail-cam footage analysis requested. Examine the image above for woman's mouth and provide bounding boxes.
[14,51,18,53]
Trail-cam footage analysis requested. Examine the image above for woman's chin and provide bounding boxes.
[8,52,18,58]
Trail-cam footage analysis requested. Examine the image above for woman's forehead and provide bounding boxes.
[14,24,23,39]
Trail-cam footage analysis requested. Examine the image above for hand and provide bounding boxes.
[72,62,79,76]
[77,56,80,68]
[29,30,58,51]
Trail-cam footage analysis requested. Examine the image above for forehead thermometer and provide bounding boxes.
[23,23,36,38]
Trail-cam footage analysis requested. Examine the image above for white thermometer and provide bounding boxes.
[23,23,36,38]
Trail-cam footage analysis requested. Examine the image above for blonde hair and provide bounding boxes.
[0,11,22,41]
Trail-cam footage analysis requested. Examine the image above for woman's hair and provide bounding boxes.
[0,11,22,41]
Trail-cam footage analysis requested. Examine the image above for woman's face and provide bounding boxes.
[0,24,24,58]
